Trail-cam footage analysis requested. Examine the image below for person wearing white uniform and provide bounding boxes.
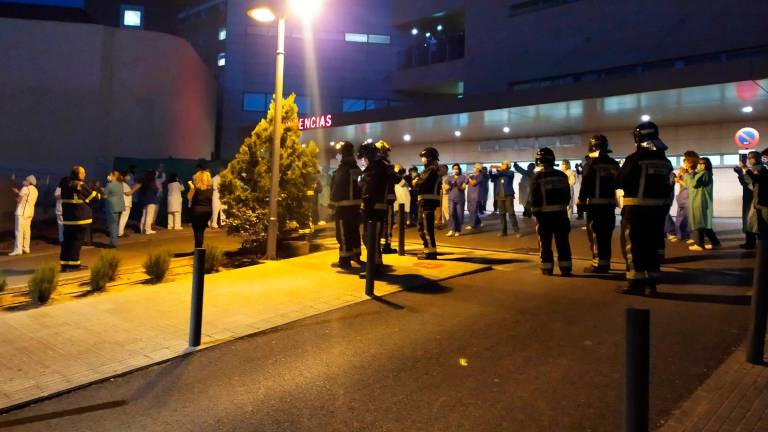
[152,166,166,226]
[118,179,132,237]
[54,185,63,243]
[393,164,411,220]
[561,160,577,216]
[166,173,185,230]
[209,172,223,229]
[10,175,38,256]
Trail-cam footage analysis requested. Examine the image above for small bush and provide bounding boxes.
[143,250,172,283]
[29,265,58,304]
[204,244,224,274]
[91,250,121,292]
[0,271,7,293]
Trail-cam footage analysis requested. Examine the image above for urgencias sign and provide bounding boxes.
[298,115,333,130]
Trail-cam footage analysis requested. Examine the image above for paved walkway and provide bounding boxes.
[658,340,768,431]
[0,243,497,413]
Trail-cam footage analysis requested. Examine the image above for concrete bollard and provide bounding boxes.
[398,203,406,256]
[747,232,768,364]
[625,307,650,432]
[189,248,206,347]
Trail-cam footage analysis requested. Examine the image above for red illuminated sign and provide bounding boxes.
[298,114,333,130]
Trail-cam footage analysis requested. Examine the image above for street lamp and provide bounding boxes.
[247,0,323,260]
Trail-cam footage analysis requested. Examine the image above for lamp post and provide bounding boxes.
[247,0,322,260]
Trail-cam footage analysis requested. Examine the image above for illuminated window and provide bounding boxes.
[342,99,366,112]
[243,93,267,112]
[218,28,227,41]
[120,5,144,28]
[723,154,741,166]
[344,33,368,43]
[368,34,391,44]
[217,52,226,67]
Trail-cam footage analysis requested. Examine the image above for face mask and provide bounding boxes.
[421,157,428,164]
[358,159,368,170]
[453,170,460,176]
[335,153,342,162]
[763,156,768,164]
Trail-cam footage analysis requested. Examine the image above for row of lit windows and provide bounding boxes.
[343,33,391,44]
[243,93,312,114]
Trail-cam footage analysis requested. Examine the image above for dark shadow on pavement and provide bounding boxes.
[653,291,751,306]
[377,273,453,295]
[662,267,754,287]
[369,295,405,310]
[663,252,755,265]
[0,401,128,427]
[438,257,522,266]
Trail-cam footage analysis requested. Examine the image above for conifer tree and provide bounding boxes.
[219,93,320,248]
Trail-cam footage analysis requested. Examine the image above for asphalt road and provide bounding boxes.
[0,216,753,431]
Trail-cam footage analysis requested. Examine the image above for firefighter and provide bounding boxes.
[375,140,399,254]
[578,135,620,273]
[618,122,674,295]
[358,142,390,275]
[413,147,441,260]
[59,165,100,272]
[530,147,573,276]
[329,141,363,271]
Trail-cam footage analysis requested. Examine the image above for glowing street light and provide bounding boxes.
[247,0,323,260]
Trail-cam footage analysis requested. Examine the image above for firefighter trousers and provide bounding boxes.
[60,224,87,268]
[418,201,437,254]
[621,206,667,280]
[535,211,572,272]
[335,206,361,262]
[586,205,616,268]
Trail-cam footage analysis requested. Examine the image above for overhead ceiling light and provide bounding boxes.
[403,134,412,142]
[329,141,335,147]
[411,27,418,36]
[454,130,462,137]
[436,24,443,31]
[641,114,651,122]
[366,138,373,143]
[247,7,276,23]
[742,106,754,113]
[425,32,431,38]
[503,126,510,133]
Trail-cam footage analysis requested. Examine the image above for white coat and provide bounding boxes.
[394,178,411,213]
[167,181,185,213]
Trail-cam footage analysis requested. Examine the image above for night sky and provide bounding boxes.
[0,0,84,8]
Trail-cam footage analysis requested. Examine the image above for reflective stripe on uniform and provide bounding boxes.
[60,199,84,204]
[332,199,362,207]
[531,205,568,212]
[541,262,554,270]
[60,260,81,265]
[559,260,573,269]
[62,219,92,225]
[387,194,396,200]
[374,203,387,210]
[84,191,98,203]
[622,197,670,206]
[418,194,441,201]
[423,247,437,253]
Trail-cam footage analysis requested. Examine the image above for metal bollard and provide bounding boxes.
[189,248,206,347]
[365,220,377,297]
[747,232,768,364]
[398,203,406,256]
[625,308,650,432]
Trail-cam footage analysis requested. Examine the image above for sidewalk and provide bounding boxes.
[658,340,768,431]
[0,244,499,413]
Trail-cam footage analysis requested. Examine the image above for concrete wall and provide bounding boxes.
[0,17,216,230]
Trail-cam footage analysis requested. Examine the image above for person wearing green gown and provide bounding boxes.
[680,157,721,251]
